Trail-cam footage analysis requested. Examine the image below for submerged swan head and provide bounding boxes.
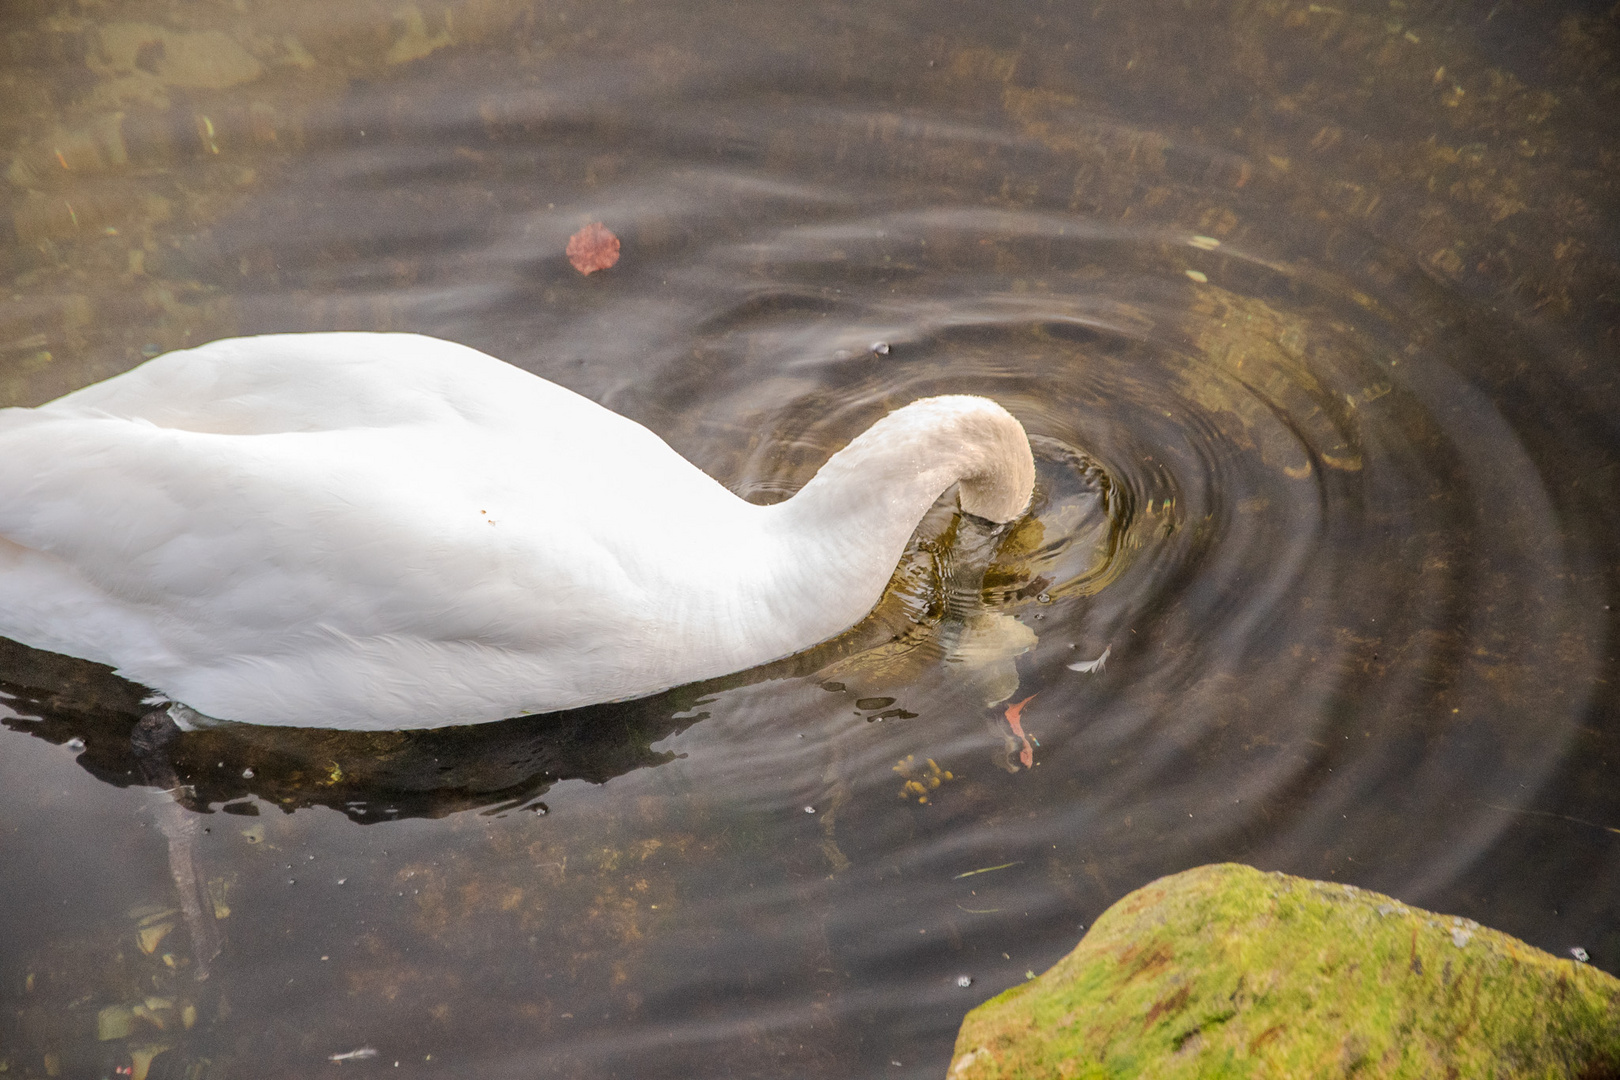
[0,332,1036,729]
[796,395,1035,525]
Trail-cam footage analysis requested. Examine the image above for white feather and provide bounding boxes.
[1066,644,1111,674]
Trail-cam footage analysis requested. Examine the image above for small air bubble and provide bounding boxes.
[870,341,890,355]
[66,737,85,751]
[956,974,973,988]
[242,767,255,779]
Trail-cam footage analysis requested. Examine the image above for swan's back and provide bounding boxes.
[48,333,593,435]
[0,334,764,725]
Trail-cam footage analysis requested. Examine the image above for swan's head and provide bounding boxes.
[874,395,1035,524]
[781,394,1035,534]
[945,397,1036,524]
[755,393,1036,654]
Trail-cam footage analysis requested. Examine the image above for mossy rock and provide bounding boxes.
[949,863,1620,1079]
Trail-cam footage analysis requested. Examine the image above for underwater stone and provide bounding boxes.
[95,23,264,89]
[949,863,1620,1078]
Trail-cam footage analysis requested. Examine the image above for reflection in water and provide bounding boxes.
[0,638,712,821]
[128,713,224,982]
[2,0,1618,1077]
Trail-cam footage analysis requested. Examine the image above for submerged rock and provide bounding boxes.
[949,863,1620,1078]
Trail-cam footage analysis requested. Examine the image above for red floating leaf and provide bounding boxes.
[566,221,620,275]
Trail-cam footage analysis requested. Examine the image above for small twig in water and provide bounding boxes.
[953,861,1023,880]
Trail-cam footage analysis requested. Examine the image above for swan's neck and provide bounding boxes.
[747,395,1035,655]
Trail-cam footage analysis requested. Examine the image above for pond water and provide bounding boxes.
[2,0,1618,1076]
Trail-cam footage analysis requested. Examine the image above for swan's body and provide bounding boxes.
[0,333,1033,729]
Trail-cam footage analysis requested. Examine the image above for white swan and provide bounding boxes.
[0,333,1034,729]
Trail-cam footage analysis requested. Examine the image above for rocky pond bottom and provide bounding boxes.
[950,864,1620,1079]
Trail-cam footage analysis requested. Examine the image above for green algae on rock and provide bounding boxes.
[949,864,1620,1079]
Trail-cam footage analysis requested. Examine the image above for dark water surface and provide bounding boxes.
[2,0,1618,1076]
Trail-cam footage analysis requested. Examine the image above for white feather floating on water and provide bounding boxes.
[1066,644,1111,674]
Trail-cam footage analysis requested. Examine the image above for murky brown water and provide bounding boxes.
[2,0,1618,1076]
